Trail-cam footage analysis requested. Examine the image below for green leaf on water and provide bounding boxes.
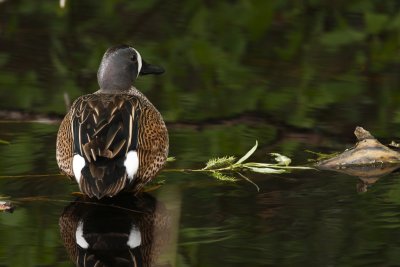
[246,166,286,174]
[236,140,258,164]
[203,156,236,170]
[167,156,176,162]
[0,140,10,145]
[210,171,238,182]
[242,162,274,168]
[270,153,292,166]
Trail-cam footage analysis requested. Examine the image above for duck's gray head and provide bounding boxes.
[97,45,164,92]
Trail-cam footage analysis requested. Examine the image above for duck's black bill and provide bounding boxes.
[140,60,165,75]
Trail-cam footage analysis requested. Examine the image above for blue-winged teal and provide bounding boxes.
[56,45,168,199]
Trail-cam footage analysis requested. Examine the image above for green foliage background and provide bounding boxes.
[1,1,400,133]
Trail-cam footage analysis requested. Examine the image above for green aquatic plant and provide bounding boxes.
[201,141,311,173]
[203,156,237,170]
[209,171,238,182]
[163,141,312,191]
[166,156,176,162]
[198,141,312,190]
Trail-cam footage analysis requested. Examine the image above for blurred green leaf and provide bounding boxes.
[320,28,365,47]
[0,140,10,145]
[365,13,389,34]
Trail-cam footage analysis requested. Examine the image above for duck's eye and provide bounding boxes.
[131,54,137,62]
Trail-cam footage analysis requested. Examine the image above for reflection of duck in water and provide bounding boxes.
[56,45,168,199]
[59,193,170,267]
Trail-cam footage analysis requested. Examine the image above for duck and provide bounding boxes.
[56,45,169,199]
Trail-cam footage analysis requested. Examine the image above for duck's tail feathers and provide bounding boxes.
[79,159,128,199]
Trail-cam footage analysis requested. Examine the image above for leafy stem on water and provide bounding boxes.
[166,141,313,191]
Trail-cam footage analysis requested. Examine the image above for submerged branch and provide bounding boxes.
[1,194,147,213]
[0,173,64,179]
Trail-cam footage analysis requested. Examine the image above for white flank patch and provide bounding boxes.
[76,221,89,249]
[73,154,85,183]
[132,48,142,77]
[124,150,139,181]
[127,225,141,248]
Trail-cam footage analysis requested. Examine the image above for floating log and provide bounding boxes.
[316,127,400,192]
[316,126,400,169]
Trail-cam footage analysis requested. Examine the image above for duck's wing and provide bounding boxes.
[133,105,169,191]
[70,94,140,198]
[56,110,75,178]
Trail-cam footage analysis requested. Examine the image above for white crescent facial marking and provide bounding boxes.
[73,154,85,183]
[76,221,89,249]
[127,225,142,248]
[124,150,139,181]
[132,48,142,77]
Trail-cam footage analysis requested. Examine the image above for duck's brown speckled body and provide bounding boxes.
[56,45,168,199]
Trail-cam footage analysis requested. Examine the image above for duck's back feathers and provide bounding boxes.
[71,94,141,198]
[72,94,140,162]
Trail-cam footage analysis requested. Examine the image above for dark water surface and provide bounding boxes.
[2,1,400,266]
